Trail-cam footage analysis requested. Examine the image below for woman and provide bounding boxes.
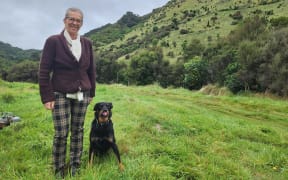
[38,7,96,177]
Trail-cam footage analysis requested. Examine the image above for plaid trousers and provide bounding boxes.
[52,92,90,171]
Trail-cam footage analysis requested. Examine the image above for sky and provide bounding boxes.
[0,0,169,50]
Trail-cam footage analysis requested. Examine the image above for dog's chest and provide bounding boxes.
[91,125,113,141]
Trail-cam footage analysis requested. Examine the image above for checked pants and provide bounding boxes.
[52,92,90,171]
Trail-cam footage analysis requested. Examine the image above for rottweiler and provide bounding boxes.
[88,102,124,171]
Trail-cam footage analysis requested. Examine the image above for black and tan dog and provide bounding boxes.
[88,102,124,171]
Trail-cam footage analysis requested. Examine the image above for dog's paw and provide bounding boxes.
[119,163,125,171]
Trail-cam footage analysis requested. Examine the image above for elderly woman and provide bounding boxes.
[38,7,96,178]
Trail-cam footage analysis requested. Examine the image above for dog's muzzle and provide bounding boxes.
[101,110,109,117]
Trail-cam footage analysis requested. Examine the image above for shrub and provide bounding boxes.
[270,16,288,28]
[184,56,208,90]
[230,11,243,20]
[153,26,159,32]
[180,29,189,34]
[6,60,39,83]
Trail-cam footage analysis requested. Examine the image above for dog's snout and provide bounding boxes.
[100,109,109,118]
[102,106,109,111]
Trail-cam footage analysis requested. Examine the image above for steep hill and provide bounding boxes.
[85,0,288,62]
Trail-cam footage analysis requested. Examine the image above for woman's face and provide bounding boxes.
[64,11,82,38]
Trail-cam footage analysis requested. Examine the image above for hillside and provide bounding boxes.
[83,0,288,96]
[0,0,287,95]
[0,41,40,62]
[0,41,41,77]
[0,80,287,179]
[85,0,288,62]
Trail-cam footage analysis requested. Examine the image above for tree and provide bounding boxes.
[204,45,237,85]
[227,15,267,45]
[257,28,288,96]
[183,39,205,61]
[237,40,263,91]
[184,56,208,90]
[95,52,122,84]
[6,60,39,83]
[117,11,141,28]
[128,52,155,85]
[223,62,243,93]
[127,47,168,86]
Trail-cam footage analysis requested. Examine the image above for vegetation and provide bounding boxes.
[1,1,288,179]
[85,11,147,48]
[92,15,288,96]
[1,0,288,96]
[0,41,40,82]
[0,80,287,179]
[86,0,288,96]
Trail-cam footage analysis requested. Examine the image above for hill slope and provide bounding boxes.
[85,0,288,62]
[0,41,41,73]
[0,80,287,179]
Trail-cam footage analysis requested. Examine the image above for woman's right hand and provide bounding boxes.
[44,101,55,110]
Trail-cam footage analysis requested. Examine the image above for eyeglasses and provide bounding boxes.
[66,17,82,23]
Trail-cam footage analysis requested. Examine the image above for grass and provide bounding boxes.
[0,80,287,179]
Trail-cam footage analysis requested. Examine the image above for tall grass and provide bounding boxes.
[0,80,287,179]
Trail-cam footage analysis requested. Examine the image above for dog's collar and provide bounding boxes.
[96,119,110,127]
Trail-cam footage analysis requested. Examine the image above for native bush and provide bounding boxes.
[270,16,288,28]
[184,56,208,90]
[182,39,205,61]
[223,62,243,93]
[6,60,39,83]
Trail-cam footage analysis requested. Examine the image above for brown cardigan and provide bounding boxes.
[38,31,96,104]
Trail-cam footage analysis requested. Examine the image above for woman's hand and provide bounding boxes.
[44,101,55,110]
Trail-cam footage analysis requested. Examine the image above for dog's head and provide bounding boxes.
[94,102,113,124]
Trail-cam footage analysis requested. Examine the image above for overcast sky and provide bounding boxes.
[0,0,169,50]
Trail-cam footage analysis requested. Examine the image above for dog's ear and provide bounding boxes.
[94,102,102,111]
[108,102,113,110]
[107,102,113,119]
[93,104,98,111]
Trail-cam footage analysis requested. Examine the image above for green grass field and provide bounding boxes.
[0,80,287,179]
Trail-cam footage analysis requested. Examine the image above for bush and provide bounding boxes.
[270,16,288,28]
[180,29,189,34]
[230,11,243,20]
[153,26,159,32]
[224,62,244,93]
[184,56,208,90]
[6,60,39,83]
[224,74,244,93]
[183,39,205,61]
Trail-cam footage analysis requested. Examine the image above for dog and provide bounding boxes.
[88,102,124,171]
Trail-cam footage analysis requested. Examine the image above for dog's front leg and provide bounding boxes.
[111,143,124,171]
[88,151,94,167]
[118,162,124,171]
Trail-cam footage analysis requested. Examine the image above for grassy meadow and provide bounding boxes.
[0,80,287,179]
